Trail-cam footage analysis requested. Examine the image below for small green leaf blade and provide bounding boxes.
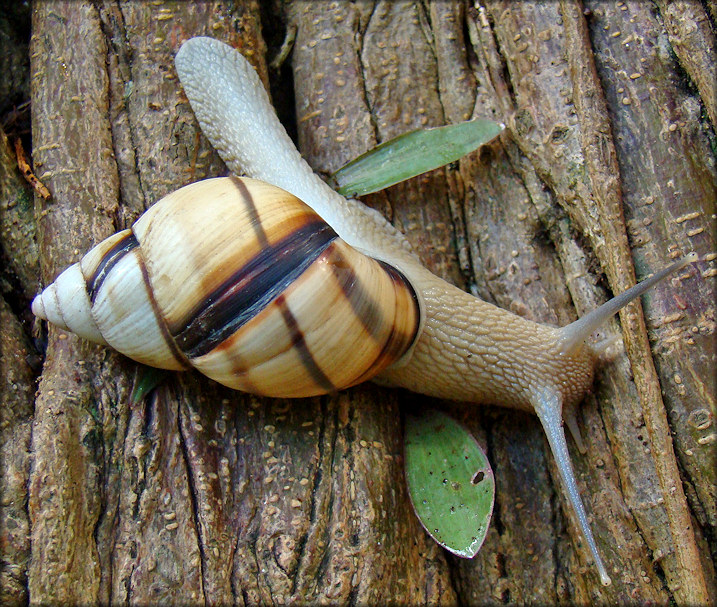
[332,119,504,197]
[404,409,495,558]
[130,366,169,405]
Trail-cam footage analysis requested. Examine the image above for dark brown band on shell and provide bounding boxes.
[275,293,335,392]
[230,176,270,248]
[377,260,421,342]
[86,233,139,303]
[177,219,338,358]
[349,260,421,386]
[135,251,193,370]
[328,244,385,341]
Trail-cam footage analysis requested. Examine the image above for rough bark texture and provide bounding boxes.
[1,0,714,605]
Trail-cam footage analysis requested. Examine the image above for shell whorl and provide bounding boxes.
[32,177,421,397]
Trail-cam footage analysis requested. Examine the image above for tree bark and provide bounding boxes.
[1,0,714,605]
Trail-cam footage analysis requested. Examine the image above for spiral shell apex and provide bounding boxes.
[32,177,421,397]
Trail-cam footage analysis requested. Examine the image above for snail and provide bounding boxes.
[31,37,699,587]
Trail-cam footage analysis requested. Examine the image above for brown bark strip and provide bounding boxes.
[0,124,39,302]
[656,0,717,128]
[560,1,709,604]
[28,2,120,602]
[0,297,34,607]
[582,0,715,566]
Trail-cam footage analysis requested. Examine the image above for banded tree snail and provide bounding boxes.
[31,37,699,587]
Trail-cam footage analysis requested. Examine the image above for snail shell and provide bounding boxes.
[32,176,421,397]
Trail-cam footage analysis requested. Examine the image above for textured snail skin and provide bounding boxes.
[173,38,594,411]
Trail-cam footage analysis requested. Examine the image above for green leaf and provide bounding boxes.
[331,119,504,196]
[130,366,169,405]
[404,409,495,558]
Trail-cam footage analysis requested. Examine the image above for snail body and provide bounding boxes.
[32,37,699,587]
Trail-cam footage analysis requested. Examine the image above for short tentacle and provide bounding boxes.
[563,401,587,455]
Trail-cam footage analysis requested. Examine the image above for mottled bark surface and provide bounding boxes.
[1,0,714,605]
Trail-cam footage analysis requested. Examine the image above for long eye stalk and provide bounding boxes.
[533,388,612,586]
[557,253,698,355]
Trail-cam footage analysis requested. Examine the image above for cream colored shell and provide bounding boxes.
[32,177,420,397]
